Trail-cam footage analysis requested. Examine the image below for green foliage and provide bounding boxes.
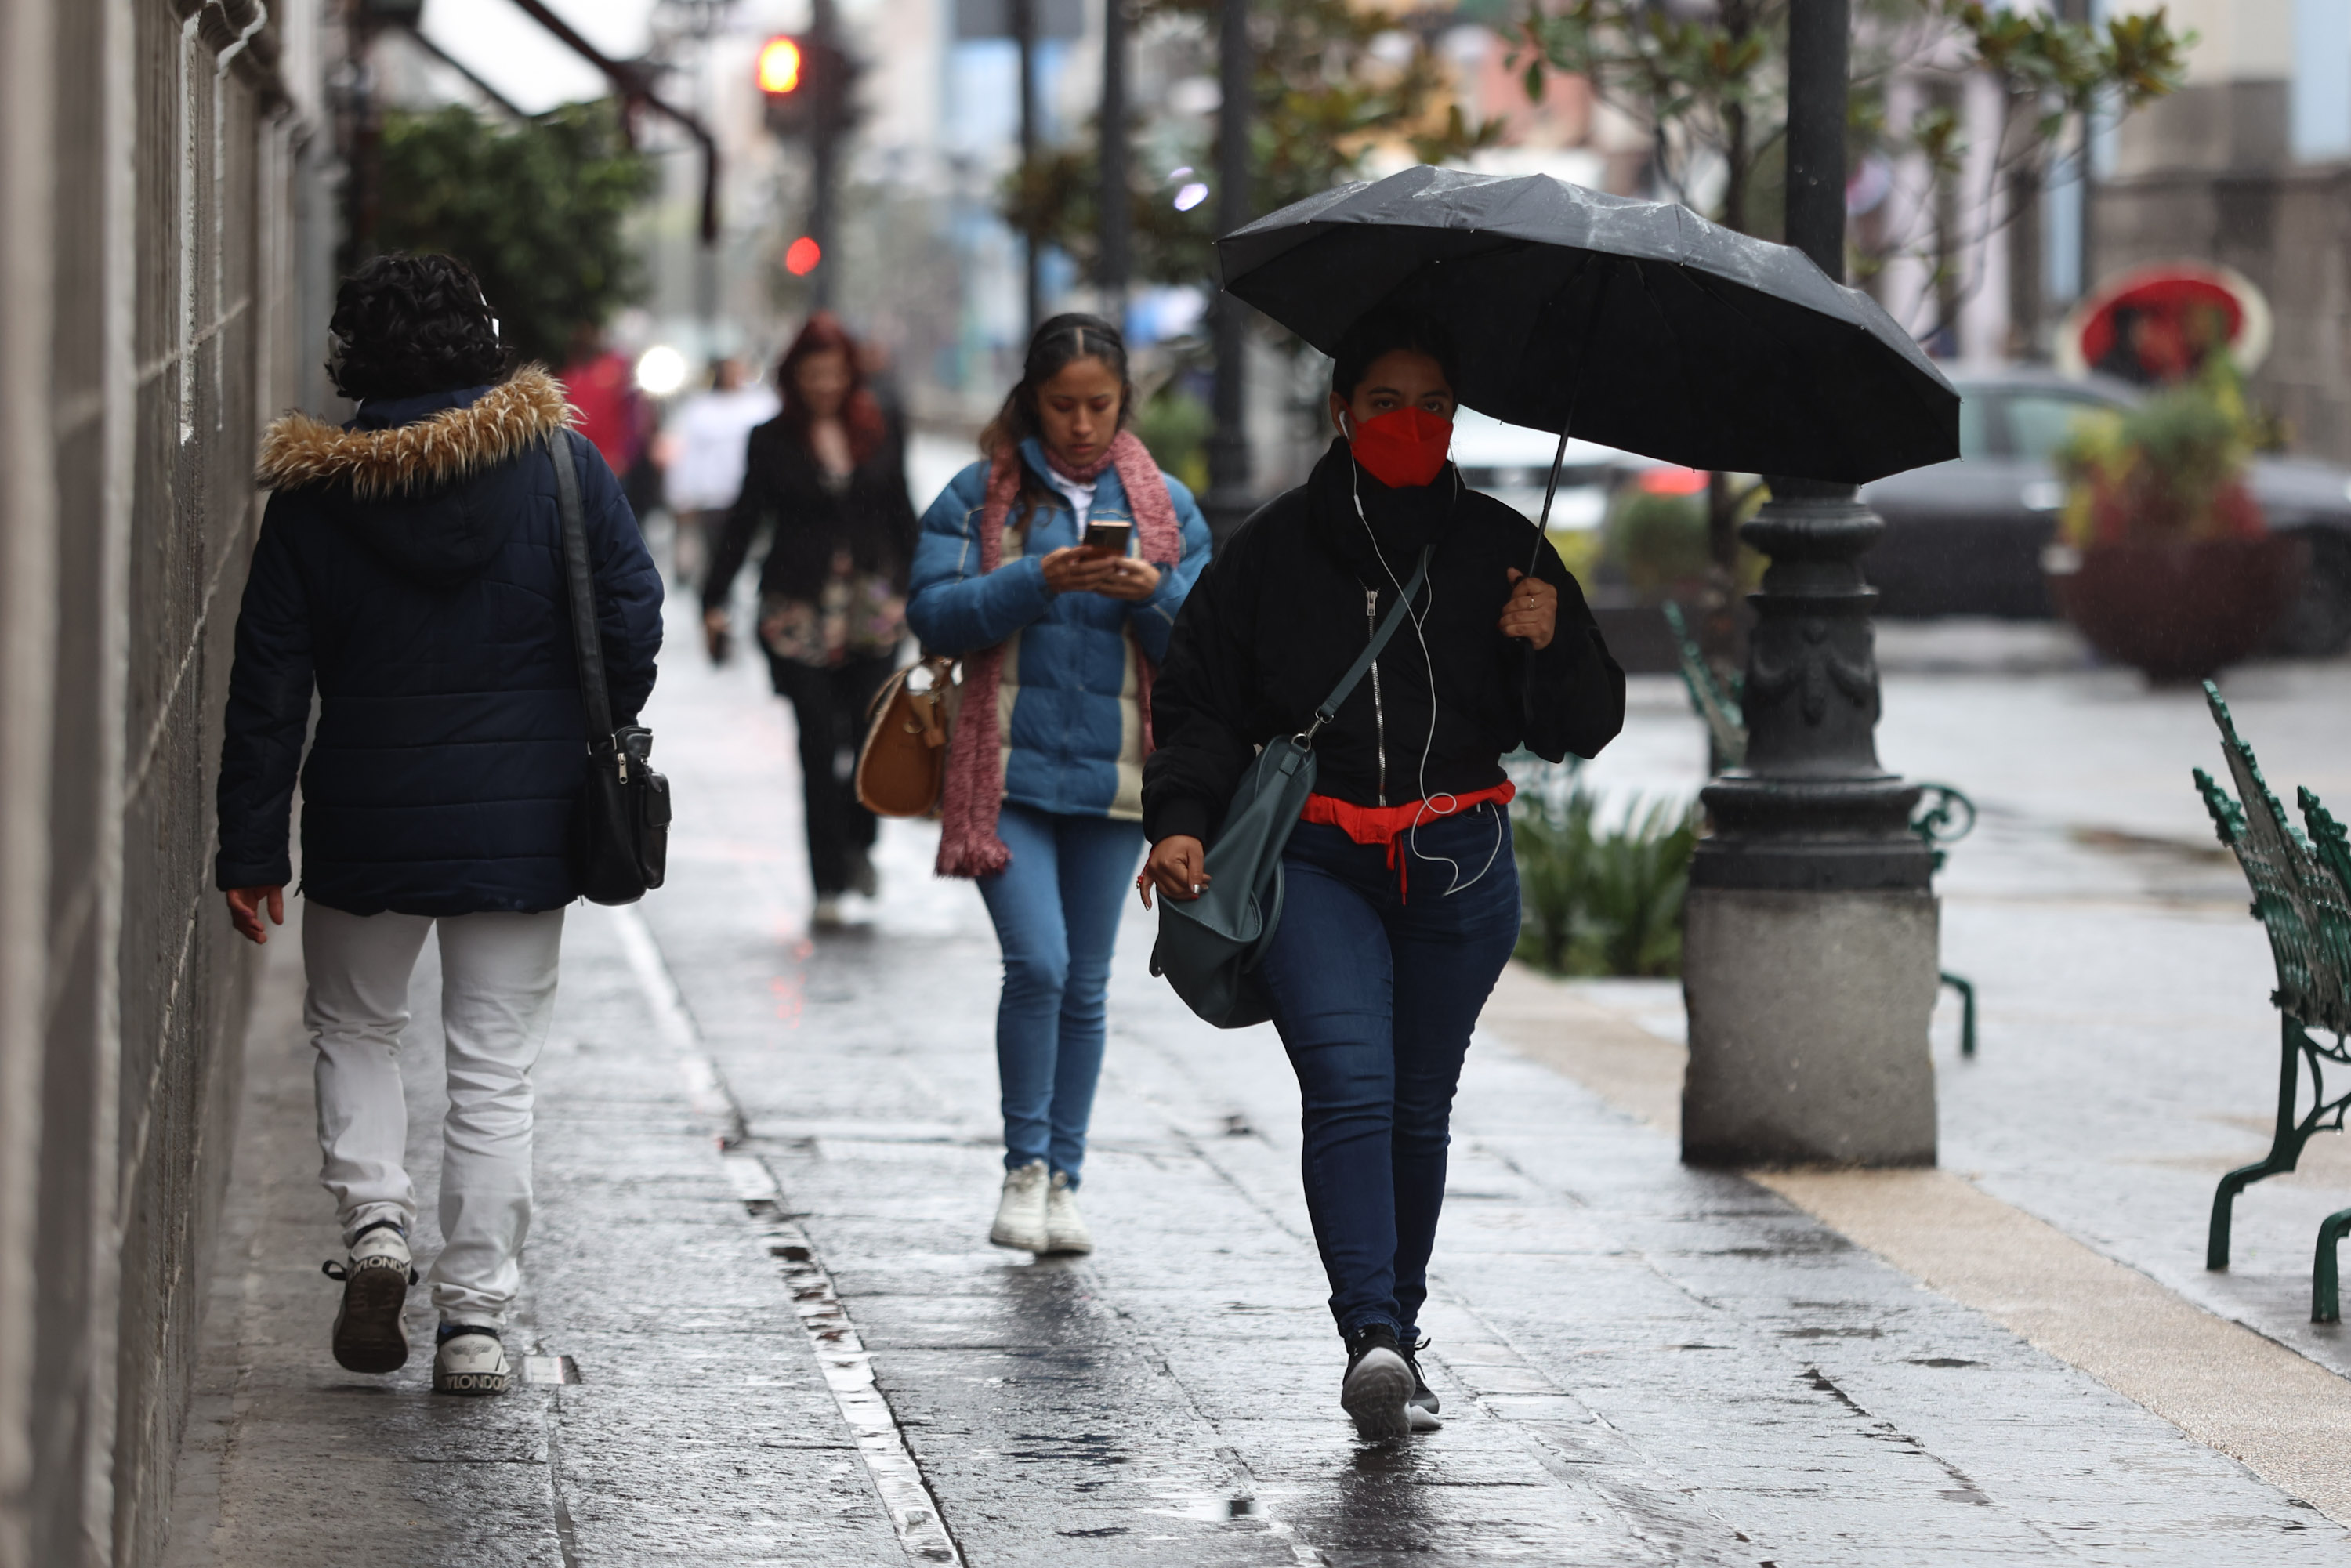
[374,102,657,368]
[2055,356,2266,545]
[1513,789,1700,977]
[1606,488,1711,598]
[1004,0,1502,290]
[1135,382,1212,494]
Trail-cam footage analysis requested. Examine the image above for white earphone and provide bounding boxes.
[1346,451,1505,899]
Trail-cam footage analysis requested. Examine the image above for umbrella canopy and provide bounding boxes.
[1215,165,1958,486]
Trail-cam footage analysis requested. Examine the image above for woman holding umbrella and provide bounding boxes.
[1141,308,1625,1439]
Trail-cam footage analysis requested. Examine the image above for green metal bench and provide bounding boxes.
[2193,683,2351,1321]
[1661,604,1980,1056]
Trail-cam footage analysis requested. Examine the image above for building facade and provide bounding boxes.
[0,2,326,1563]
[2095,0,2351,462]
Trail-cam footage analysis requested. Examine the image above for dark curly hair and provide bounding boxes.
[327,253,511,401]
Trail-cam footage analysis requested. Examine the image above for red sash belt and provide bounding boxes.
[1299,781,1516,902]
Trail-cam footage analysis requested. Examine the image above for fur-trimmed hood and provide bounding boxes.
[255,365,575,498]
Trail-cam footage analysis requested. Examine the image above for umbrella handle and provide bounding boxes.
[1530,267,1611,578]
[1532,421,1571,576]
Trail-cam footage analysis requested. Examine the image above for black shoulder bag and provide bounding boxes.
[1150,545,1432,1028]
[551,431,670,905]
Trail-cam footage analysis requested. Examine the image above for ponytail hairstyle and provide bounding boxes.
[980,313,1136,528]
[776,310,888,465]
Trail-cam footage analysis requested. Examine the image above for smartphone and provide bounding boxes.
[1082,519,1132,555]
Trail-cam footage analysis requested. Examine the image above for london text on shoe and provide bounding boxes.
[321,1219,414,1374]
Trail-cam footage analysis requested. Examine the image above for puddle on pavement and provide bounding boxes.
[1148,1491,1260,1522]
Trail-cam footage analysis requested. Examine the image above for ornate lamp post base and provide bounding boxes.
[1680,478,1940,1168]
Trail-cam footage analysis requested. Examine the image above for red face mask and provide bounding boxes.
[1346,406,1453,490]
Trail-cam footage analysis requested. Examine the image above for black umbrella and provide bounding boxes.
[1215,165,1958,487]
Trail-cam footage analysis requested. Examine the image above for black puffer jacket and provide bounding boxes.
[1141,440,1625,844]
[216,369,663,915]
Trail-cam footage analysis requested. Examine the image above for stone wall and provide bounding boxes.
[0,4,323,1565]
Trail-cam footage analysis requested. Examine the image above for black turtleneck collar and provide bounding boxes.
[1306,436,1460,583]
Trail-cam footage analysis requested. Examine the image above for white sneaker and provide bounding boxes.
[812,895,845,930]
[323,1219,414,1374]
[1043,1170,1093,1255]
[988,1159,1050,1251]
[433,1325,512,1396]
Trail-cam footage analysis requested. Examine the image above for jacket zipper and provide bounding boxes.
[1364,586,1387,806]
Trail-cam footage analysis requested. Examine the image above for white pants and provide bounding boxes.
[303,903,565,1328]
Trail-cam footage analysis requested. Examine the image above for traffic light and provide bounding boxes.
[757,33,856,140]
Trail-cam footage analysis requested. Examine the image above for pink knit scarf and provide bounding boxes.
[936,429,1183,878]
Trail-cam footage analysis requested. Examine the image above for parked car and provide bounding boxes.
[1860,368,2351,654]
[1451,407,1661,536]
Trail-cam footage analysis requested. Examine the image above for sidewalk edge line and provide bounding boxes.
[606,904,966,1567]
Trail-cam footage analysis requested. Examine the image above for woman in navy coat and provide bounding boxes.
[215,254,661,1397]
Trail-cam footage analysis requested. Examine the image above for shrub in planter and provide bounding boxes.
[2049,360,2305,682]
[1513,788,1699,979]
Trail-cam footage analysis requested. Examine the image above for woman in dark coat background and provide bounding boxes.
[703,312,918,927]
[216,253,663,1398]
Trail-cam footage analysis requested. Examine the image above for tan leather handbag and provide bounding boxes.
[854,655,962,817]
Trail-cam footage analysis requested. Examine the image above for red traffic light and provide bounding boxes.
[757,36,803,95]
[784,237,822,276]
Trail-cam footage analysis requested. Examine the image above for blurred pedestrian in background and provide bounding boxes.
[1141,308,1623,1438]
[560,325,659,517]
[907,314,1212,1257]
[216,253,663,1397]
[704,313,918,928]
[660,357,779,588]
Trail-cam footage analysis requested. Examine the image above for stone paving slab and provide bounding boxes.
[165,611,2351,1565]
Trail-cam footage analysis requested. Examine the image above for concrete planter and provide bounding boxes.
[2047,534,2307,683]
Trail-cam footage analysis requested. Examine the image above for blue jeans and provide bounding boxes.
[1255,806,1520,1342]
[976,804,1144,1182]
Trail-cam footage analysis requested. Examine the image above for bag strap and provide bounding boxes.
[549,432,620,765]
[1301,545,1432,747]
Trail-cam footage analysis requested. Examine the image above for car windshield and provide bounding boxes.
[1957,394,1991,462]
[2007,392,2114,464]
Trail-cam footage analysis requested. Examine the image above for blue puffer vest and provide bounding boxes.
[906,440,1212,820]
[215,368,664,915]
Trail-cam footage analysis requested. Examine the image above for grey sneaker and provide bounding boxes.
[1341,1324,1414,1440]
[989,1159,1050,1251]
[1042,1170,1093,1256]
[1400,1336,1443,1432]
[433,1324,511,1396]
[321,1219,415,1374]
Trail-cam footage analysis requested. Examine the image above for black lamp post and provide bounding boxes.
[1679,0,1939,1168]
[1202,0,1254,541]
[1099,0,1130,325]
[1013,0,1041,338]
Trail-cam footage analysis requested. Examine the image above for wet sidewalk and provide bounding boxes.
[165,612,2351,1565]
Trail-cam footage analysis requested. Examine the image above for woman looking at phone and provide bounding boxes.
[907,313,1212,1257]
[1141,308,1624,1439]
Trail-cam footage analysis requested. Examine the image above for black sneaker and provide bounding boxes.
[1341,1324,1414,1440]
[321,1219,415,1374]
[1400,1336,1443,1432]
